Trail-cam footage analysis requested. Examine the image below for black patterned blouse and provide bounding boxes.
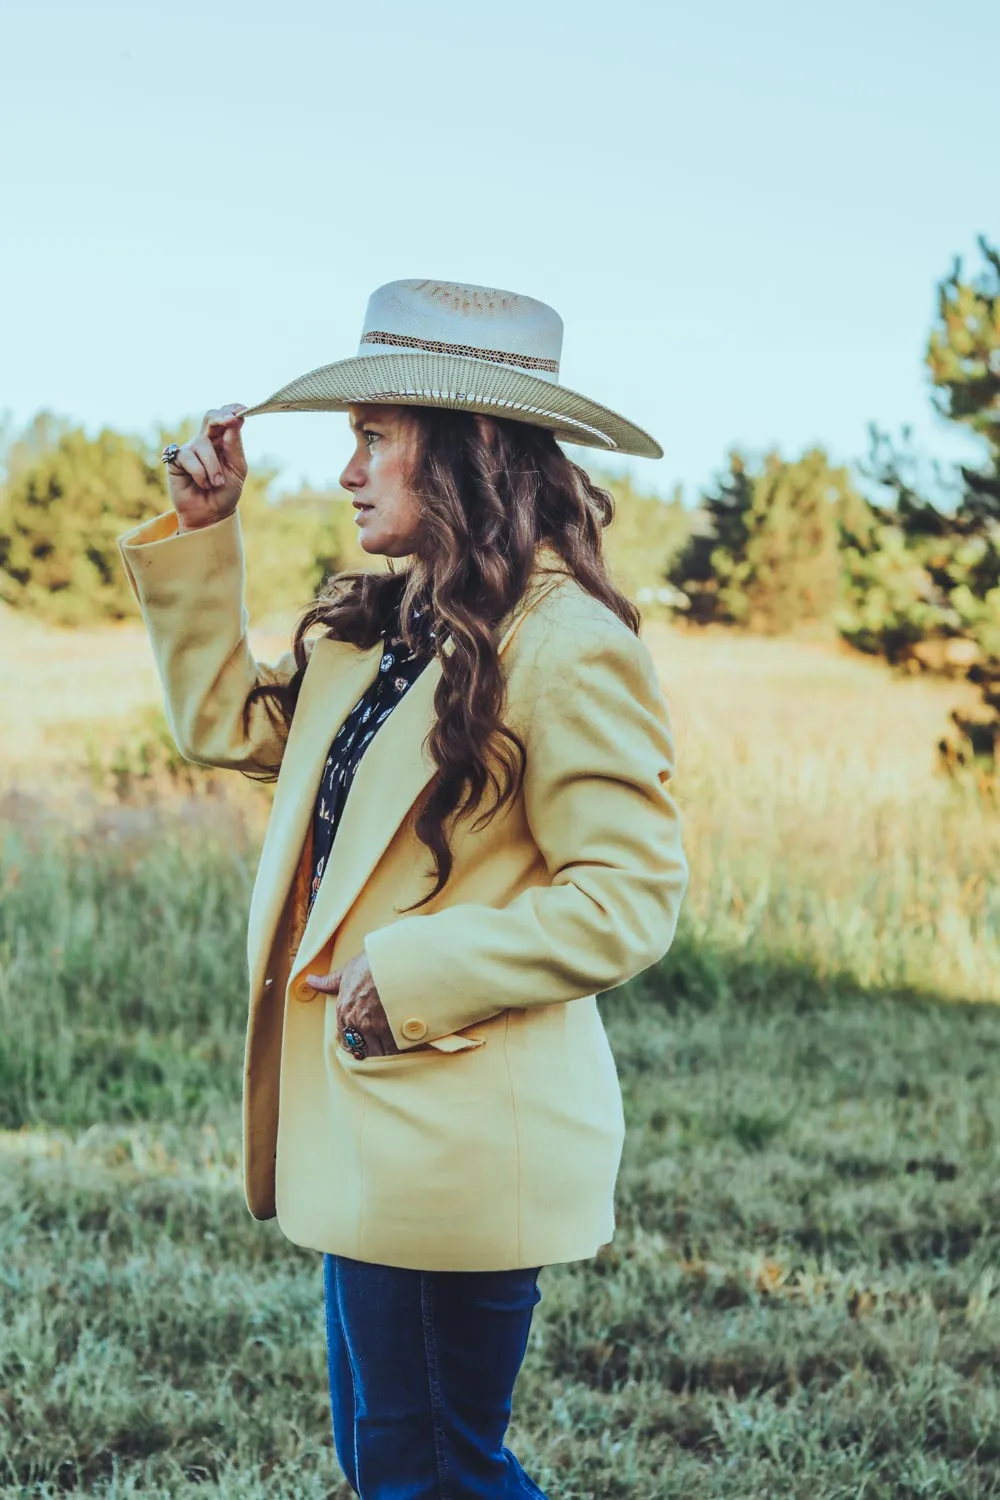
[306,594,437,920]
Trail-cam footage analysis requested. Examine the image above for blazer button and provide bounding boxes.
[401,1017,428,1041]
[292,975,315,1003]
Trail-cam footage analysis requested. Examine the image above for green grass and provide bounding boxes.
[1,813,999,1498]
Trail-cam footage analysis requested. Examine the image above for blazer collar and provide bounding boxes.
[246,541,572,990]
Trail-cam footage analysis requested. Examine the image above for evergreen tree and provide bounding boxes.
[668,446,864,635]
[839,425,990,667]
[847,237,1000,781]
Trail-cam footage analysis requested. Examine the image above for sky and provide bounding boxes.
[2,0,998,505]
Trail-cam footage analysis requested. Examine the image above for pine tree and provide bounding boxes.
[667,446,864,635]
[851,237,1000,783]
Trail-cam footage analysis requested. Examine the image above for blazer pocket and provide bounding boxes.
[323,997,486,1068]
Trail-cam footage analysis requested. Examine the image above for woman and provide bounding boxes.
[119,278,689,1499]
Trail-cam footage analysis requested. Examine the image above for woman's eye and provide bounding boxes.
[363,430,380,448]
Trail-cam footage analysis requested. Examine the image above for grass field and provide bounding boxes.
[1,608,998,1498]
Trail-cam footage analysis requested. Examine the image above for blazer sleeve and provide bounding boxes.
[364,611,690,1049]
[117,508,303,773]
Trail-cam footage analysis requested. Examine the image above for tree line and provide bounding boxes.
[664,236,1000,785]
[0,411,689,629]
[1,236,998,784]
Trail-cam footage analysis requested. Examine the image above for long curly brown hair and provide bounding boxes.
[246,406,641,911]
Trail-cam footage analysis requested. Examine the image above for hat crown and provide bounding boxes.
[357,278,563,383]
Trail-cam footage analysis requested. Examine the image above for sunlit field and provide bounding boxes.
[1,606,998,1498]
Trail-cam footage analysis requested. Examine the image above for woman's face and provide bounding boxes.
[340,404,423,557]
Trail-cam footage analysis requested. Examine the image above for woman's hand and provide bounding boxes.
[167,404,249,532]
[306,952,401,1056]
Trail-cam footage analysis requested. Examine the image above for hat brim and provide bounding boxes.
[238,351,663,460]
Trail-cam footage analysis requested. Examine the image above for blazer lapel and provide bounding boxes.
[246,638,383,990]
[249,547,570,989]
[291,641,444,978]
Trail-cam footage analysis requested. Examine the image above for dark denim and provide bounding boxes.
[323,1253,550,1499]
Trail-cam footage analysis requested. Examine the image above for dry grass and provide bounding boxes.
[5,606,997,1006]
[0,604,290,783]
[1,601,981,784]
[644,620,999,1006]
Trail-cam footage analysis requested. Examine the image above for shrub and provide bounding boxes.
[595,471,692,611]
[0,421,167,624]
[667,447,866,635]
[0,414,370,627]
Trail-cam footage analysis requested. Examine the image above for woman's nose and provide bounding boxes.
[340,458,364,492]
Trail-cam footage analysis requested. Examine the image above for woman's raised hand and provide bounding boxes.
[167,404,249,532]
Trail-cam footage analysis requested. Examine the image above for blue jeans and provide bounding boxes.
[323,1253,549,1499]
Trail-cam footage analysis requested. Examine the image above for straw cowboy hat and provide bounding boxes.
[239,277,663,459]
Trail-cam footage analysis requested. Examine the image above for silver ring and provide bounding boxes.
[343,1025,367,1059]
[161,442,182,467]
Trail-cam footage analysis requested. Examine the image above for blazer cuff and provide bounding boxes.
[117,509,244,609]
[364,918,503,1053]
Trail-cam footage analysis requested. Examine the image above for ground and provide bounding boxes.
[0,606,997,1498]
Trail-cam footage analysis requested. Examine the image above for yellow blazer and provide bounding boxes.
[118,508,689,1271]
